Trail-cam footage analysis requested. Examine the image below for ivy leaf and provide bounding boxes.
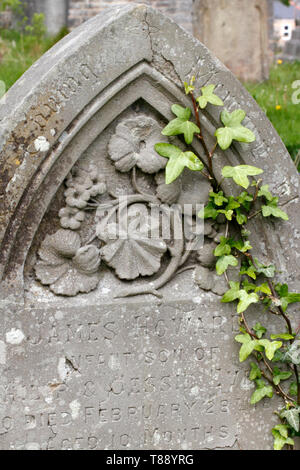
[262,197,289,221]
[225,196,241,211]
[249,362,262,381]
[272,425,294,450]
[235,209,248,225]
[273,366,292,385]
[258,184,273,202]
[258,339,283,361]
[284,341,300,365]
[184,76,195,95]
[209,191,228,206]
[232,240,252,253]
[272,349,285,362]
[270,333,295,341]
[255,283,272,295]
[242,280,257,293]
[238,191,254,210]
[254,259,276,278]
[251,379,273,404]
[281,409,300,433]
[161,106,200,144]
[275,284,300,312]
[272,430,294,450]
[215,109,256,150]
[235,334,259,362]
[253,322,267,339]
[240,262,257,280]
[217,209,234,221]
[237,290,259,314]
[155,144,203,184]
[215,127,234,151]
[289,382,298,397]
[214,237,231,257]
[282,293,300,312]
[216,255,238,275]
[273,424,289,440]
[221,165,263,189]
[171,104,192,120]
[198,202,219,220]
[222,281,240,303]
[276,283,288,297]
[235,333,252,345]
[196,84,224,109]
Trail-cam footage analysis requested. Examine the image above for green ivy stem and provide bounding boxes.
[190,91,217,185]
[192,90,299,408]
[267,280,300,406]
[241,312,294,404]
[155,83,300,447]
[243,252,300,406]
[253,180,263,203]
[195,93,300,409]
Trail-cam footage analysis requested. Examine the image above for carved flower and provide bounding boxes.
[64,187,91,209]
[155,172,182,205]
[34,229,101,296]
[59,207,85,230]
[99,204,168,280]
[67,164,107,198]
[108,116,168,174]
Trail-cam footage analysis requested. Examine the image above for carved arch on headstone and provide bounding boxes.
[1,62,218,292]
[0,4,299,300]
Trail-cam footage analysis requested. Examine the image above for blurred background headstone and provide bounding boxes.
[22,0,68,36]
[193,0,274,82]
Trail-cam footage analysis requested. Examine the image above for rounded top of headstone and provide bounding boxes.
[0,3,299,300]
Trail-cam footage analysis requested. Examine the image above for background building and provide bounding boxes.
[274,0,300,48]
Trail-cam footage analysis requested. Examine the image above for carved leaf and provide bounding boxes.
[34,229,101,296]
[100,203,167,280]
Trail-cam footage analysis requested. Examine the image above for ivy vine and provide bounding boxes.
[154,77,300,450]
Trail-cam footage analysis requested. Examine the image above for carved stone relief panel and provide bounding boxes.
[27,102,227,302]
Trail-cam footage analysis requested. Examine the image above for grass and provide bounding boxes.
[0,26,68,90]
[0,29,299,169]
[245,62,300,168]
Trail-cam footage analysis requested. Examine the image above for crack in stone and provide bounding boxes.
[65,356,81,375]
[144,10,182,87]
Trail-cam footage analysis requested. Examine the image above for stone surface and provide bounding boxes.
[0,4,299,450]
[193,0,274,82]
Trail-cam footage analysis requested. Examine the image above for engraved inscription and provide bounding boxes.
[0,301,247,450]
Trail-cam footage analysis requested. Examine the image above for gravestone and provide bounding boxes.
[193,0,273,82]
[23,0,68,36]
[282,26,300,61]
[0,4,299,450]
[68,0,194,34]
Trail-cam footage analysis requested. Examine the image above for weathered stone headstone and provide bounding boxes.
[23,0,68,36]
[0,4,299,450]
[68,0,195,33]
[193,0,273,82]
[282,26,300,61]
